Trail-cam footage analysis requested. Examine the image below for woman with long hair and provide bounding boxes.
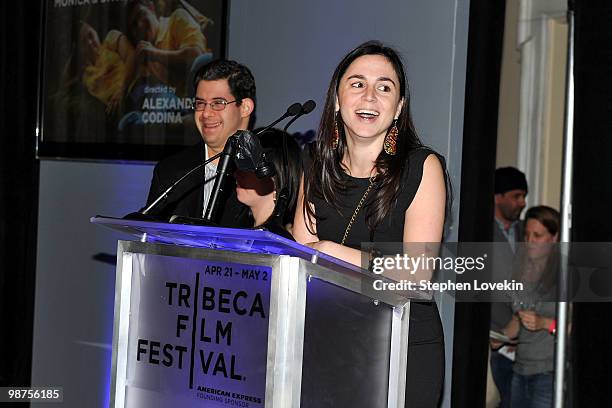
[505,205,560,407]
[293,40,448,407]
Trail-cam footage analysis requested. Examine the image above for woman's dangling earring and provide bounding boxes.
[332,112,340,149]
[384,119,398,155]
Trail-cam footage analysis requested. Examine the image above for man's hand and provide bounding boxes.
[490,339,503,351]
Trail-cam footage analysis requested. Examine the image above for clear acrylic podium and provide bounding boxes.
[92,216,421,408]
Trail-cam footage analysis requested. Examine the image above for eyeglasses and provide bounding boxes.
[193,99,237,111]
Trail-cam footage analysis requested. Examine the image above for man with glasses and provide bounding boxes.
[144,59,255,226]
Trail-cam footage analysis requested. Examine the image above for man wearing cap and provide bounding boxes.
[489,167,528,408]
[493,167,528,251]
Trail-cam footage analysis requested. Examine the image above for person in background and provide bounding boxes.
[490,167,528,408]
[505,206,560,408]
[125,0,207,96]
[144,59,255,226]
[493,167,527,250]
[235,129,302,239]
[59,22,134,117]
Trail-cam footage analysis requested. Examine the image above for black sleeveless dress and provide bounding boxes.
[308,146,445,407]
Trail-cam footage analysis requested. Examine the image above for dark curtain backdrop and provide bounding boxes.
[571,0,612,405]
[452,0,506,407]
[0,1,43,388]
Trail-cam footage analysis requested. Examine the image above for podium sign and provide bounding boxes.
[123,251,271,407]
[94,217,416,408]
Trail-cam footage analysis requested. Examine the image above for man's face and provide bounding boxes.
[194,79,252,152]
[495,189,527,222]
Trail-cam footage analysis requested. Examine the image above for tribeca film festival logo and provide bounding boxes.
[370,253,524,293]
[134,261,270,407]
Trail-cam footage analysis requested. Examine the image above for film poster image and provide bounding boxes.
[42,0,225,146]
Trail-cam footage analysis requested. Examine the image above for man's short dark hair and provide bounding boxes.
[193,60,257,106]
[193,60,257,128]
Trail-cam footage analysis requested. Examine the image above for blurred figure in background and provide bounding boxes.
[490,166,528,408]
[58,22,134,119]
[126,0,207,96]
[505,206,560,408]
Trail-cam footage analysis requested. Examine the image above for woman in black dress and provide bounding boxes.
[293,41,447,407]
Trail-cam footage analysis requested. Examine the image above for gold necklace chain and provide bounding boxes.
[341,177,375,246]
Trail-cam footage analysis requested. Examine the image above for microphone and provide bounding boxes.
[202,130,273,223]
[204,102,303,223]
[233,130,275,178]
[256,102,302,135]
[283,99,316,132]
[203,131,242,223]
[274,100,316,215]
[302,99,316,114]
[124,151,223,220]
[128,103,301,224]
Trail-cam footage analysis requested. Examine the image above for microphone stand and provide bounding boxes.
[124,151,222,220]
[204,103,301,223]
[126,103,303,224]
[256,102,302,136]
[279,100,316,217]
[203,133,240,223]
[175,130,271,226]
